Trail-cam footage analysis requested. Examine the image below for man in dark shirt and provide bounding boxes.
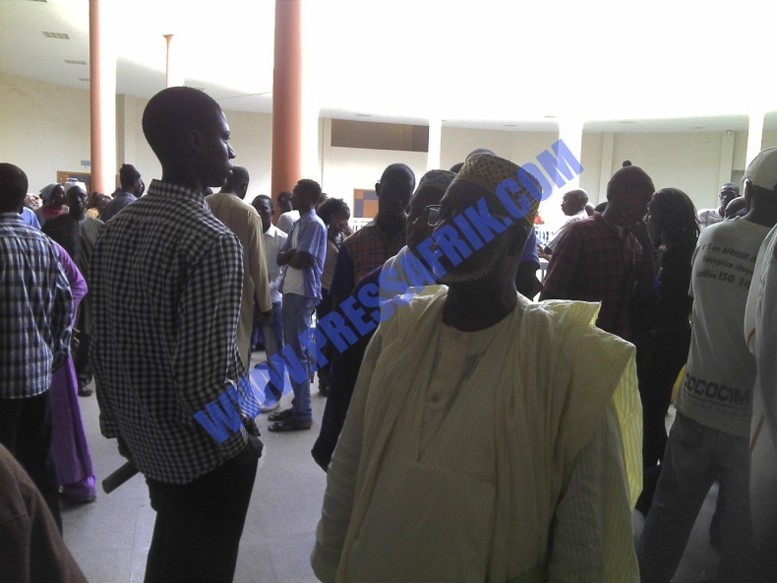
[101,163,143,222]
[329,163,415,304]
[43,185,103,396]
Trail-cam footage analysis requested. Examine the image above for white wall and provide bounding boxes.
[320,118,428,211]
[0,72,91,192]
[2,73,773,221]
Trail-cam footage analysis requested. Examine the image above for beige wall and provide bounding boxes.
[1,72,91,192]
[2,72,773,223]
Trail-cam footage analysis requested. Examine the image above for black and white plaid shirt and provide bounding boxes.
[0,213,73,399]
[90,180,247,484]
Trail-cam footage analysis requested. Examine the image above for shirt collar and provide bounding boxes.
[146,179,206,204]
[0,211,26,224]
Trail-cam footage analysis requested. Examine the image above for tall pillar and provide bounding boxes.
[89,0,116,194]
[89,0,116,193]
[718,129,735,187]
[598,132,615,204]
[558,118,583,190]
[746,111,765,167]
[164,34,184,87]
[426,118,442,171]
[272,0,302,217]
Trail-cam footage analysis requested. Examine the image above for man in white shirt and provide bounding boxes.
[276,190,300,234]
[698,182,739,229]
[544,188,589,254]
[252,195,288,410]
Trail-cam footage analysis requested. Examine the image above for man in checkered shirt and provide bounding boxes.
[540,166,655,344]
[90,87,262,582]
[0,162,73,531]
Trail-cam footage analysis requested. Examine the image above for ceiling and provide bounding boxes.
[2,0,776,133]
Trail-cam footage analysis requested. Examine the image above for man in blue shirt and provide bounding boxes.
[270,179,327,431]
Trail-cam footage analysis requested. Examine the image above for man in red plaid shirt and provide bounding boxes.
[540,166,655,343]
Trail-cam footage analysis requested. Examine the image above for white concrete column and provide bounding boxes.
[746,111,765,167]
[557,118,583,190]
[718,129,735,187]
[426,118,442,171]
[89,0,116,194]
[164,34,185,87]
[598,132,615,205]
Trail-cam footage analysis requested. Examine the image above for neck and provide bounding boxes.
[743,207,777,229]
[376,213,403,236]
[442,272,517,332]
[601,204,628,227]
[161,167,204,193]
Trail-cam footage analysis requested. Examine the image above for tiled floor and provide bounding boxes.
[62,359,720,582]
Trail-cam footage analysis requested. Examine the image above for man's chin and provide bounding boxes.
[438,257,498,285]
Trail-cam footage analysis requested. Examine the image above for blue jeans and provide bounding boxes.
[637,412,755,582]
[282,293,317,422]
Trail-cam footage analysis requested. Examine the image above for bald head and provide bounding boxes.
[0,163,28,213]
[222,166,250,199]
[561,189,588,216]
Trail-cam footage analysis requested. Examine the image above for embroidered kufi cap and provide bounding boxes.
[452,152,541,226]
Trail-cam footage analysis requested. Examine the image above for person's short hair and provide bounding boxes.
[317,197,349,226]
[565,189,588,205]
[142,87,223,163]
[606,166,654,200]
[296,179,322,205]
[449,162,464,173]
[119,163,141,189]
[223,166,249,193]
[379,163,415,187]
[0,163,28,212]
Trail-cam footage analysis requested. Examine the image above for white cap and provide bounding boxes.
[745,148,777,193]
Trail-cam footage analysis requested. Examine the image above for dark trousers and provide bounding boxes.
[144,458,258,583]
[74,308,92,388]
[314,288,334,391]
[0,391,61,531]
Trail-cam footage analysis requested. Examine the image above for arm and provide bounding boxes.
[758,255,777,446]
[290,217,326,271]
[516,227,541,298]
[540,228,581,301]
[50,241,87,315]
[547,404,639,582]
[277,226,296,266]
[246,210,272,314]
[329,244,355,304]
[311,327,383,583]
[175,233,249,457]
[48,244,73,373]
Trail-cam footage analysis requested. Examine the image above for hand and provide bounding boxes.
[233,433,263,465]
[117,436,133,462]
[257,309,272,326]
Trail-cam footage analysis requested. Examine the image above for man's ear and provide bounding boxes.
[187,128,204,154]
[374,182,381,198]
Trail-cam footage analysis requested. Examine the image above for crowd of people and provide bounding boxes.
[2,84,777,582]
